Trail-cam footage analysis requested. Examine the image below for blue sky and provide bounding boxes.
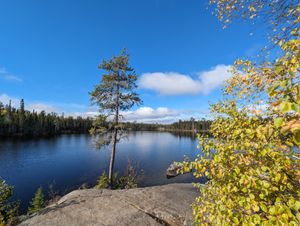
[0,0,267,123]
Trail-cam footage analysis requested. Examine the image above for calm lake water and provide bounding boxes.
[0,131,204,213]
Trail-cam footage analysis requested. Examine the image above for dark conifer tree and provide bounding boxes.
[0,100,93,137]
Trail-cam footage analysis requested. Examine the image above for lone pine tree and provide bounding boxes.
[90,49,141,188]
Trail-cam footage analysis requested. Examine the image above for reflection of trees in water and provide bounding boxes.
[169,131,210,140]
[122,119,212,133]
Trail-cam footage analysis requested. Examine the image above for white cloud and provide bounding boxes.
[121,107,209,123]
[139,64,232,95]
[0,94,20,108]
[0,94,58,113]
[0,67,23,82]
[198,65,232,94]
[65,111,99,118]
[122,107,177,123]
[27,103,58,113]
[139,72,202,95]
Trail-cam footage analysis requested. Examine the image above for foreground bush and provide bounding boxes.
[178,1,300,225]
[96,160,139,189]
[0,180,19,226]
[180,39,300,226]
[28,187,45,215]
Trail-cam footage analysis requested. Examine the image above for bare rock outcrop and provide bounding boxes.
[19,183,197,226]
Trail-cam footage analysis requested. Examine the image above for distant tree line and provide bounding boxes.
[0,99,211,137]
[0,99,93,137]
[122,118,212,132]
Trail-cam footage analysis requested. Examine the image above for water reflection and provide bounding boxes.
[0,132,204,213]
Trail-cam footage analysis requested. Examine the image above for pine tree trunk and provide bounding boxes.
[108,127,117,188]
[108,78,120,189]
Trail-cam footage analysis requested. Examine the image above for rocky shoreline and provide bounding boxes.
[18,183,198,226]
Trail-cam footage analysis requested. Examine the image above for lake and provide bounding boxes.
[0,131,205,213]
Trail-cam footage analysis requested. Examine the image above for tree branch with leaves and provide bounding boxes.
[176,1,300,225]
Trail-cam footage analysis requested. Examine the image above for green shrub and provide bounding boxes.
[28,187,45,215]
[95,172,109,189]
[0,180,19,226]
[96,161,138,190]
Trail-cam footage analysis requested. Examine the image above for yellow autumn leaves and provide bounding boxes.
[178,1,300,225]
